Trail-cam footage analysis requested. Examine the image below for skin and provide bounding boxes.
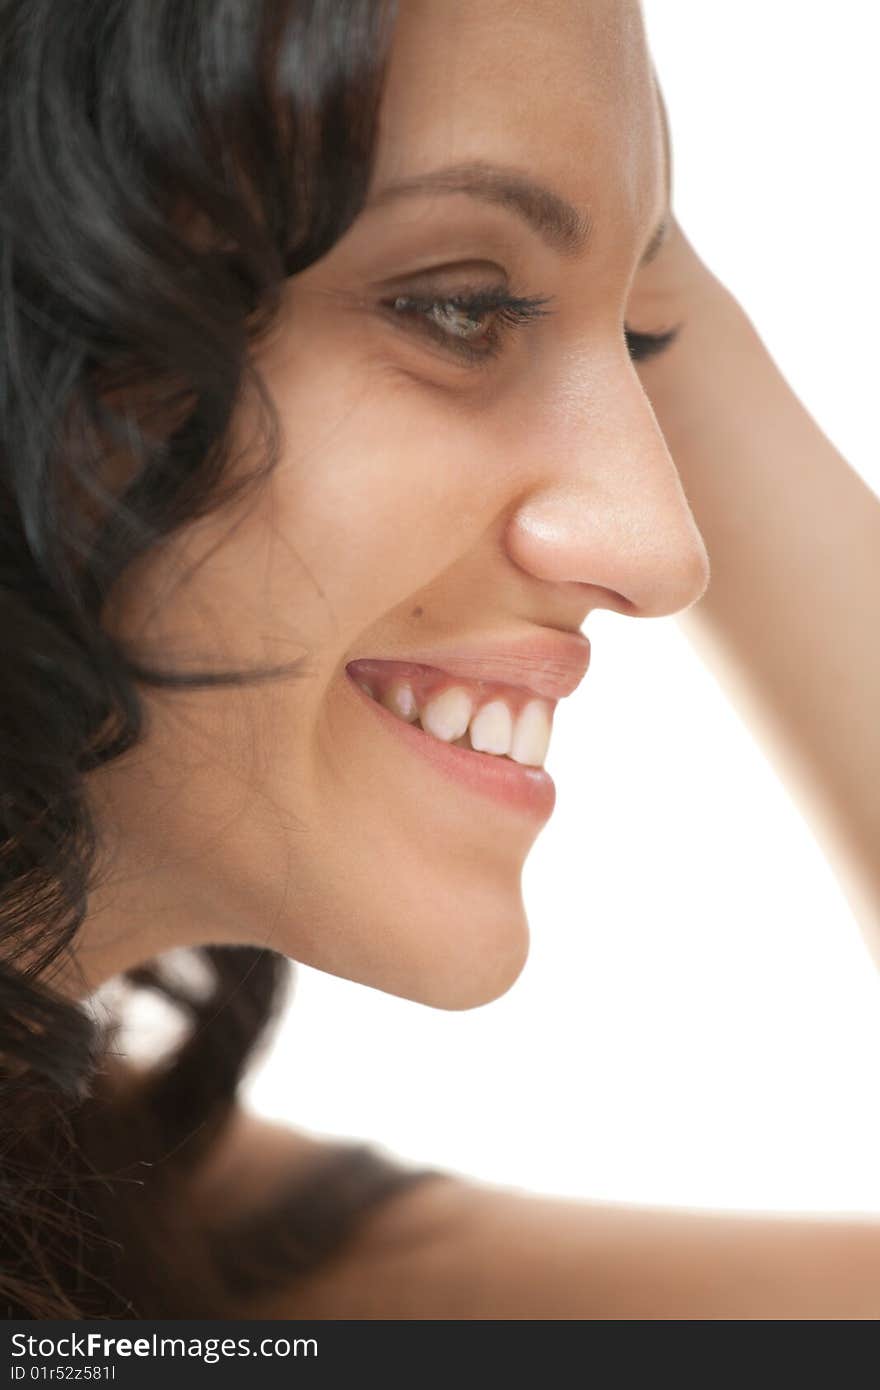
[69,0,880,1316]
[73,0,709,1007]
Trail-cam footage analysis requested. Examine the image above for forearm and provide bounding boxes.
[636,233,880,957]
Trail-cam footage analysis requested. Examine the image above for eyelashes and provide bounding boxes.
[623,324,681,362]
[382,285,681,366]
[383,288,551,364]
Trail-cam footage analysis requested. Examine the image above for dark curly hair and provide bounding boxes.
[0,0,441,1318]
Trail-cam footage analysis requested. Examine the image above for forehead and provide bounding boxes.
[373,0,660,238]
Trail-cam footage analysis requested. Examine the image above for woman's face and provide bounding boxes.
[83,0,709,1008]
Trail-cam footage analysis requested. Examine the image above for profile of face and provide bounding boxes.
[82,0,709,1010]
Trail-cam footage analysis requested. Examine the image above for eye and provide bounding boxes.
[624,323,682,362]
[382,285,554,364]
[381,283,682,367]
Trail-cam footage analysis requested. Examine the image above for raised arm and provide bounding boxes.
[628,194,880,968]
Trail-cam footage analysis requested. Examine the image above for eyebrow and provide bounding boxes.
[368,159,670,268]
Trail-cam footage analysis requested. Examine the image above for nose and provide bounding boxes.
[502,365,711,617]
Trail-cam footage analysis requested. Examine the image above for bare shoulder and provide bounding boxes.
[188,1106,346,1223]
[187,1108,880,1318]
[233,1147,880,1319]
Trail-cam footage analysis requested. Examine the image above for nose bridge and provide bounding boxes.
[504,362,711,617]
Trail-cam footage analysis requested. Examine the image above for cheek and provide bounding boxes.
[263,370,505,632]
[244,281,533,631]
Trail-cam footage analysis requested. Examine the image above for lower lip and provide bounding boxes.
[345,671,556,820]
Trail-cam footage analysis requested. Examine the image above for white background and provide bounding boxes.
[240,1,880,1213]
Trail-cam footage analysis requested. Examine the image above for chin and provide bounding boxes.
[380,895,531,1012]
[288,890,531,1012]
[428,928,531,1010]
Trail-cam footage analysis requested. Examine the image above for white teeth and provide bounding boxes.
[420,686,474,742]
[509,699,552,766]
[362,670,553,767]
[469,699,513,756]
[380,679,419,722]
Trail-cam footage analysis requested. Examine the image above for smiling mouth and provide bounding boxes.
[345,658,555,767]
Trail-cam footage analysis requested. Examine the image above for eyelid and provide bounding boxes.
[373,256,520,293]
[378,281,555,366]
[374,274,682,369]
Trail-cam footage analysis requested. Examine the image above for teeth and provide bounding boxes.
[358,665,554,767]
[469,699,513,756]
[380,679,419,722]
[420,686,474,742]
[509,699,552,766]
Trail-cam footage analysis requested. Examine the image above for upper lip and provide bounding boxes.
[346,631,591,702]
